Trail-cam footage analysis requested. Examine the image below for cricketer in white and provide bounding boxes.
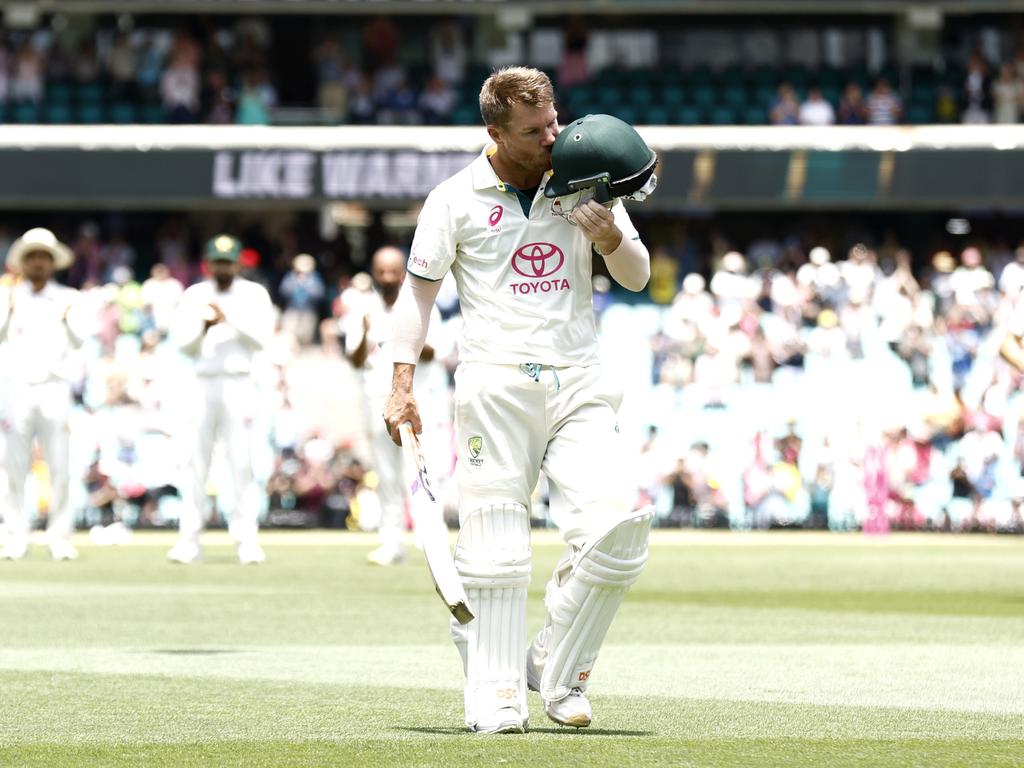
[0,228,88,561]
[168,234,275,565]
[383,67,653,734]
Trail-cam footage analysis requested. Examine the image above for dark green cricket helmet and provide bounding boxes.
[544,113,658,203]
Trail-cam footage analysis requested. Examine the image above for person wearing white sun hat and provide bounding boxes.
[0,227,88,561]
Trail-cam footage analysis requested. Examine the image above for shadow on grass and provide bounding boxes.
[146,649,242,655]
[398,727,652,737]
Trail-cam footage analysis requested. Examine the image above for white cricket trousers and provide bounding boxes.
[367,394,405,549]
[453,362,632,544]
[2,380,73,545]
[178,374,260,543]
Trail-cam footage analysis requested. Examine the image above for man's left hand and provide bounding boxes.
[570,199,622,254]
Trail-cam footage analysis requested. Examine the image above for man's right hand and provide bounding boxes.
[384,362,421,445]
[383,388,422,446]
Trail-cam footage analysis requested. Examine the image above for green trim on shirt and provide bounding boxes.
[508,184,539,217]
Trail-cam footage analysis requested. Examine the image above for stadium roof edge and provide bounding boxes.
[2,125,1023,153]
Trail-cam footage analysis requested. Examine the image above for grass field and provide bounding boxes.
[0,530,1022,767]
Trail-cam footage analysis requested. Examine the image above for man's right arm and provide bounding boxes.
[383,274,443,444]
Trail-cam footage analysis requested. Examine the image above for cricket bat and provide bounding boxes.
[398,422,474,625]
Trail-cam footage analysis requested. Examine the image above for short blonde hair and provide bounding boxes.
[479,66,554,127]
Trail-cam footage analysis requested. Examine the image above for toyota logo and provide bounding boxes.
[511,242,565,278]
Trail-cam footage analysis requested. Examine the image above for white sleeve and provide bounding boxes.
[171,288,206,356]
[391,275,442,365]
[600,201,650,292]
[407,188,456,282]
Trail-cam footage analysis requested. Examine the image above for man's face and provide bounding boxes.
[22,250,55,283]
[491,102,559,178]
[372,249,406,301]
[208,259,239,287]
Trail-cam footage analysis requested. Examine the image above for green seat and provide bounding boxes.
[905,104,933,124]
[675,105,703,125]
[628,86,655,108]
[742,105,769,125]
[76,103,105,124]
[140,103,167,124]
[613,105,638,125]
[76,82,103,104]
[709,105,737,125]
[46,83,72,104]
[691,84,716,109]
[661,85,685,108]
[451,105,479,125]
[44,103,72,123]
[644,106,670,125]
[110,102,138,124]
[722,85,748,110]
[12,102,40,123]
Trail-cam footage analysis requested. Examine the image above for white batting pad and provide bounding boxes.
[452,502,531,728]
[537,508,652,702]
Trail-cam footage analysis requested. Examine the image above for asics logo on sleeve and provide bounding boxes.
[488,205,504,227]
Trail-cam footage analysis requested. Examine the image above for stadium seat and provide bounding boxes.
[0,103,7,123]
[451,105,479,125]
[721,85,749,110]
[628,86,656,109]
[109,102,138,124]
[46,83,72,105]
[76,103,105,124]
[661,85,685,108]
[905,104,933,124]
[675,105,703,125]
[742,105,769,125]
[11,102,40,123]
[140,103,167,124]
[614,105,638,125]
[691,84,716,110]
[44,103,73,124]
[76,82,103,104]
[708,105,738,125]
[644,106,670,125]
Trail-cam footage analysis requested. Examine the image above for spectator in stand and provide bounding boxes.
[313,36,350,122]
[203,68,235,124]
[73,40,101,85]
[106,33,138,100]
[949,246,995,309]
[431,20,468,87]
[347,74,376,124]
[379,76,420,125]
[558,16,591,90]
[362,15,399,73]
[837,82,868,124]
[235,68,277,125]
[799,85,836,126]
[991,63,1022,124]
[998,244,1024,297]
[420,74,456,125]
[963,50,992,124]
[160,46,201,123]
[0,37,10,104]
[867,79,902,125]
[11,40,44,104]
[140,263,184,337]
[770,82,800,125]
[135,35,164,104]
[279,254,325,346]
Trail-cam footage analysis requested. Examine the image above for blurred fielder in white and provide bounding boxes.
[0,228,88,560]
[345,245,446,566]
[383,67,656,733]
[168,235,275,565]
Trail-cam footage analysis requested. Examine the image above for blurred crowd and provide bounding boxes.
[633,239,1024,533]
[2,13,1024,127]
[4,217,1024,535]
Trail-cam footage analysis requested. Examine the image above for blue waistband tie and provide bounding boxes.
[519,363,560,391]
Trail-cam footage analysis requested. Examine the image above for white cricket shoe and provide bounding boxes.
[366,544,406,566]
[526,653,592,728]
[542,689,592,728]
[49,539,79,561]
[167,539,202,564]
[470,707,527,735]
[0,540,28,560]
[237,540,266,565]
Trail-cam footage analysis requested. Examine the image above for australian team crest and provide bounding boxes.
[468,436,484,466]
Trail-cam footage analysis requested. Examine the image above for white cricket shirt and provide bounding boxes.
[0,280,86,384]
[344,291,443,399]
[172,277,274,376]
[407,146,641,366]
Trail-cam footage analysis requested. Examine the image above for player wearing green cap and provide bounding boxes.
[168,234,275,565]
